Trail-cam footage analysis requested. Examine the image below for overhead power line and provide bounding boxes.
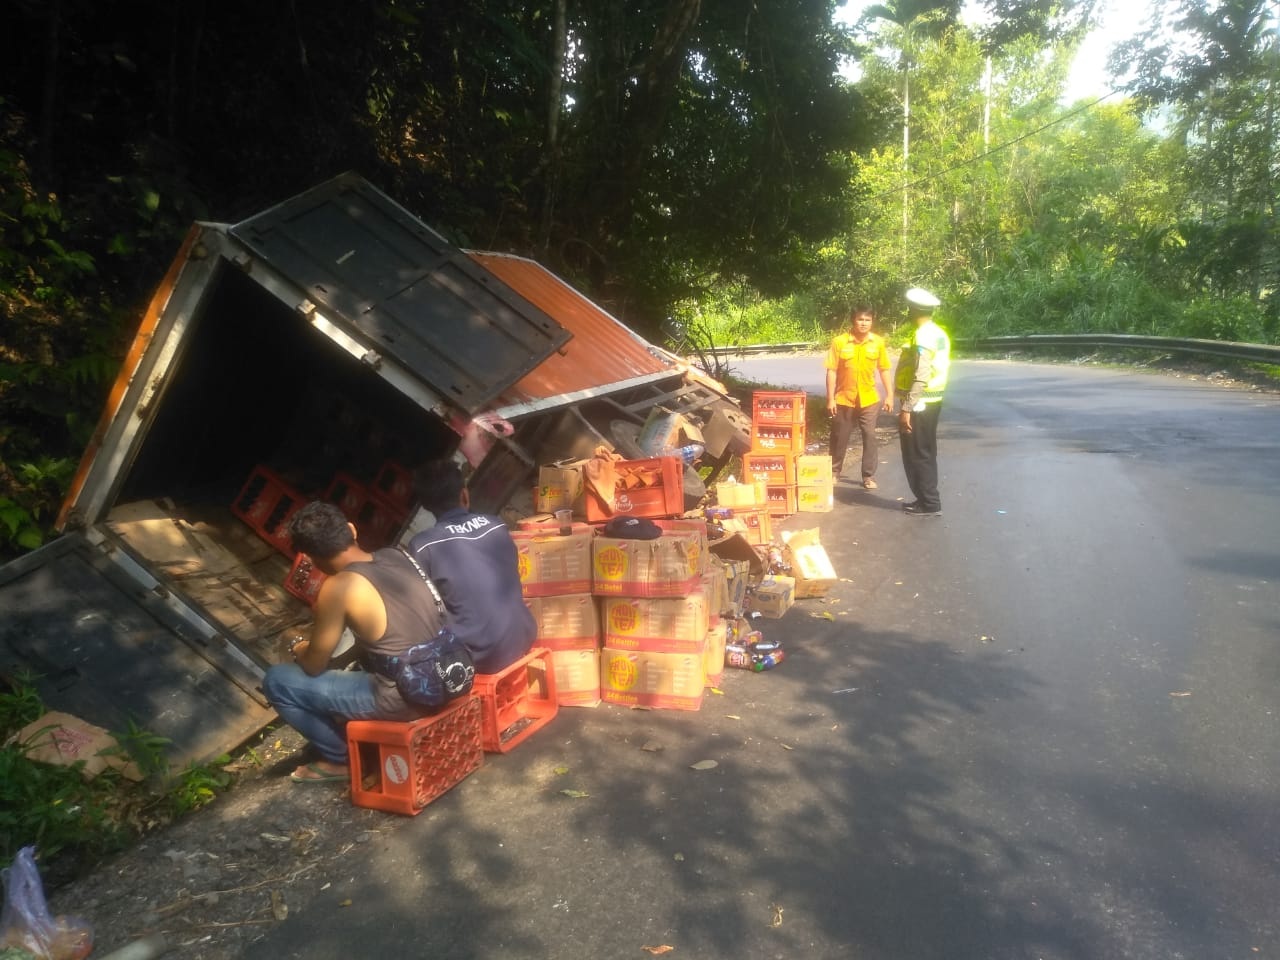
[866,87,1123,201]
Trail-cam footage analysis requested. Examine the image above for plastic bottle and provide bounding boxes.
[662,442,705,465]
[752,650,785,671]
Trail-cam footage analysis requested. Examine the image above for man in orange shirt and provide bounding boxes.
[825,305,893,488]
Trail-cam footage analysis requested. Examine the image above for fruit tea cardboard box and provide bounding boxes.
[512,528,593,597]
[753,576,796,619]
[701,562,729,622]
[704,621,728,686]
[549,648,601,707]
[782,528,838,598]
[535,460,587,515]
[591,532,701,597]
[599,589,710,654]
[653,517,709,575]
[599,647,706,711]
[524,594,600,650]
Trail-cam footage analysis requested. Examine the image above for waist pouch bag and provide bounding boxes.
[369,626,476,709]
[366,547,476,709]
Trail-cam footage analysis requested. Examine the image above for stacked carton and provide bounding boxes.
[513,521,601,706]
[594,520,711,711]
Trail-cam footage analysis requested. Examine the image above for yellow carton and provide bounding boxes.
[600,590,710,654]
[513,529,593,597]
[704,621,727,686]
[549,648,601,706]
[535,460,586,514]
[714,479,767,508]
[592,533,702,597]
[600,647,705,711]
[797,483,834,513]
[525,594,600,650]
[795,455,834,486]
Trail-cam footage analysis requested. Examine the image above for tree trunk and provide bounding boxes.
[35,0,62,186]
[540,0,568,253]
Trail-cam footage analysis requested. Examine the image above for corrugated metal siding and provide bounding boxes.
[468,252,675,408]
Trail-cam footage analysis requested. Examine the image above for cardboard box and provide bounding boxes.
[709,533,764,619]
[600,591,710,654]
[702,405,752,459]
[782,528,838,598]
[517,516,594,535]
[549,648,601,707]
[704,621,727,686]
[797,483,834,513]
[795,455,833,486]
[584,456,684,522]
[742,453,795,486]
[714,478,767,508]
[702,562,728,618]
[654,517,708,575]
[637,406,704,457]
[592,532,702,597]
[512,529,594,597]
[535,460,587,515]
[525,593,600,650]
[753,576,795,618]
[730,507,773,546]
[600,647,705,711]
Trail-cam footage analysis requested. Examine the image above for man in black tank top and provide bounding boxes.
[262,502,441,783]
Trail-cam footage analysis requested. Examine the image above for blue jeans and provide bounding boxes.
[263,665,403,764]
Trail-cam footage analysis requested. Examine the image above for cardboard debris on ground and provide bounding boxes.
[637,406,704,457]
[10,711,145,781]
[782,528,838,598]
[753,576,796,619]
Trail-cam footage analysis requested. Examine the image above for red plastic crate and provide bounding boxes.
[231,466,305,557]
[324,473,410,550]
[346,697,484,816]
[372,460,416,510]
[471,647,559,753]
[283,552,327,605]
[749,420,806,454]
[752,390,808,425]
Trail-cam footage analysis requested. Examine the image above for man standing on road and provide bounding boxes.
[264,502,442,783]
[408,459,535,675]
[825,305,894,489]
[896,287,950,516]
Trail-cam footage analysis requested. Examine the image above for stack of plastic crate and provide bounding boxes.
[745,391,807,518]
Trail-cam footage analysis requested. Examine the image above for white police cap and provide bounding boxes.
[905,287,941,309]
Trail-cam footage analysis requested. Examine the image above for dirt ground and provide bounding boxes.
[46,727,379,959]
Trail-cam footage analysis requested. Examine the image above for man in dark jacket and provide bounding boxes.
[408,459,535,674]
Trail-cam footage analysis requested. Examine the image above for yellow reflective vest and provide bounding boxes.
[895,319,950,406]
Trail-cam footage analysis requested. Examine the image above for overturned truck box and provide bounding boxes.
[0,173,748,768]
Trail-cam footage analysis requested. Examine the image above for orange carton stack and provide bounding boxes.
[515,525,600,706]
[595,520,710,711]
[749,391,807,519]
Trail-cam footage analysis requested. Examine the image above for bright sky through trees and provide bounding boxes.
[835,0,1160,100]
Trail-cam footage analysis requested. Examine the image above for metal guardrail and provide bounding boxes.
[956,334,1280,365]
[699,335,1280,365]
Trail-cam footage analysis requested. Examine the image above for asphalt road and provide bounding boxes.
[245,358,1280,960]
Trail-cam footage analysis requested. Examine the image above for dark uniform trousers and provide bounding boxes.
[830,402,880,480]
[899,401,942,511]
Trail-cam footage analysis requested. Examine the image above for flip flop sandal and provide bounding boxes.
[289,762,349,784]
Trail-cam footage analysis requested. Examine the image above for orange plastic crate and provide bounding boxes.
[346,697,484,816]
[372,460,416,510]
[750,421,806,454]
[766,484,798,517]
[741,452,796,486]
[231,466,305,557]
[471,647,559,753]
[752,390,808,424]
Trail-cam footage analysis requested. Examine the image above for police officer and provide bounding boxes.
[895,287,950,516]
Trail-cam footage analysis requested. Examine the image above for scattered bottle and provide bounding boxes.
[662,442,705,465]
[752,650,786,671]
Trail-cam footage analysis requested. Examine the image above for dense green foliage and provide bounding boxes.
[1,0,1276,551]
